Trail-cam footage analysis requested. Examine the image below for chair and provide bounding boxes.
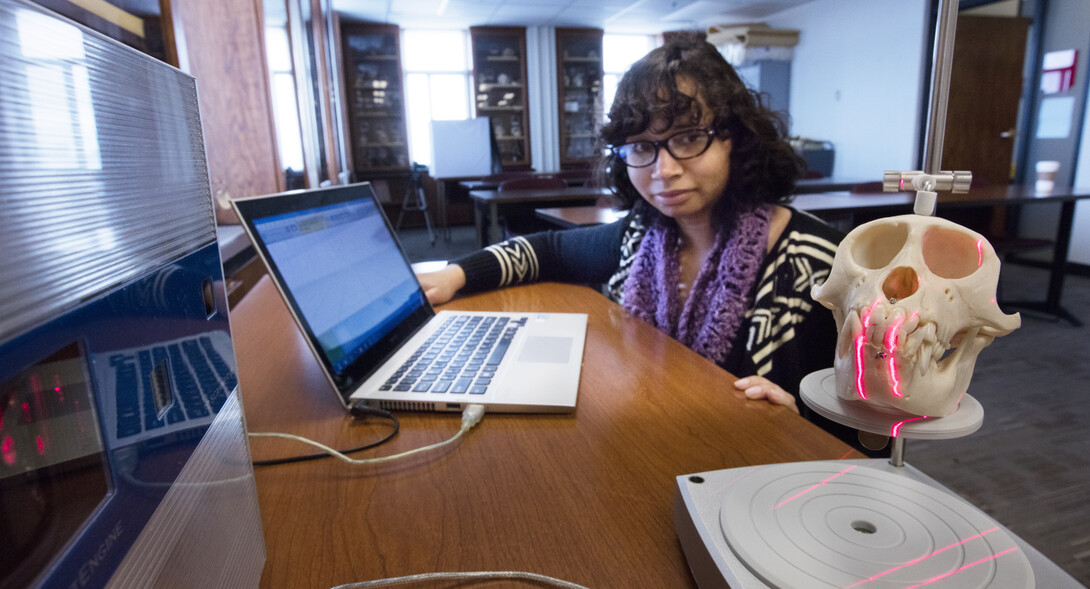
[498,177,567,192]
[395,162,435,244]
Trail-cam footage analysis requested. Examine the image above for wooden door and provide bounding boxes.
[940,15,1030,234]
[162,0,283,224]
[941,16,1030,187]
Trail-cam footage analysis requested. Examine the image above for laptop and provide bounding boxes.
[231,182,586,413]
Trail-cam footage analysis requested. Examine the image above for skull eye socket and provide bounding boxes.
[850,222,908,269]
[923,227,981,279]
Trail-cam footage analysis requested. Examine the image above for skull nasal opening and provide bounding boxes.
[883,267,919,301]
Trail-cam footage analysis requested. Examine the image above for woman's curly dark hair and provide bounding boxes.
[598,34,804,225]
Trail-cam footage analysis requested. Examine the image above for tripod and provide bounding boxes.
[396,162,434,245]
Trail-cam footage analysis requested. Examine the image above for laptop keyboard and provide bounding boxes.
[106,334,238,441]
[381,315,527,395]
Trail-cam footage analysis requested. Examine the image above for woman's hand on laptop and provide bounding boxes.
[416,264,466,305]
[734,375,799,414]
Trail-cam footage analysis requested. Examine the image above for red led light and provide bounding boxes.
[36,435,45,455]
[775,465,857,509]
[847,527,1003,587]
[2,436,14,466]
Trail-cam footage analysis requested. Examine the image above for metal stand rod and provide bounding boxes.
[923,0,960,175]
[889,437,906,467]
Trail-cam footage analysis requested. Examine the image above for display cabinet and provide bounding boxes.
[470,26,531,170]
[556,28,604,169]
[340,23,410,173]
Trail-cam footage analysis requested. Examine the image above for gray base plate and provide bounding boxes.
[675,460,1081,589]
[801,368,984,439]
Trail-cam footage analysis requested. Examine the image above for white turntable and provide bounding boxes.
[674,367,1081,588]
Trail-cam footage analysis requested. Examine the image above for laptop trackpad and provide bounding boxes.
[518,336,572,363]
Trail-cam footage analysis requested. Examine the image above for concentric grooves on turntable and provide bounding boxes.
[716,462,1033,589]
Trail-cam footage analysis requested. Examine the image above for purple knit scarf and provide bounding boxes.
[622,205,773,364]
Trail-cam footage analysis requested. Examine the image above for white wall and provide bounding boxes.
[766,0,930,179]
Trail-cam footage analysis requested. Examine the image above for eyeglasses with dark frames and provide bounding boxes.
[611,128,723,168]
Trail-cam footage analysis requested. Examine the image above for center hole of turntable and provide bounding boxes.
[851,520,877,534]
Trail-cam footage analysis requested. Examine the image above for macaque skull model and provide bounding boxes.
[811,214,1020,417]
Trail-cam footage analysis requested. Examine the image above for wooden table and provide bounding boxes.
[468,186,610,245]
[535,204,624,228]
[459,174,585,192]
[232,277,860,588]
[432,175,587,242]
[795,176,877,193]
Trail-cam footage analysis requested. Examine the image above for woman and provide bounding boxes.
[420,36,866,450]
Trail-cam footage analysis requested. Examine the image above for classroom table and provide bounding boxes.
[459,174,586,192]
[793,183,1090,325]
[794,176,877,193]
[535,204,624,228]
[432,174,586,241]
[232,277,861,588]
[468,185,611,245]
[535,184,1090,325]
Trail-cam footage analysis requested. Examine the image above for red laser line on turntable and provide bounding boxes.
[774,465,857,509]
[904,546,1018,588]
[845,526,1000,587]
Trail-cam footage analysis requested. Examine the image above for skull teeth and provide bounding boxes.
[850,305,946,377]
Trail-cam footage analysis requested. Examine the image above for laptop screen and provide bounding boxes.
[235,183,434,398]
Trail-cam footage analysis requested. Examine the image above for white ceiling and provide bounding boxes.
[332,0,818,34]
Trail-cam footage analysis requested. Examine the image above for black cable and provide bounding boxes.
[251,403,399,467]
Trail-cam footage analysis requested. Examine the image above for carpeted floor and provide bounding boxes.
[398,225,1090,584]
[910,262,1090,585]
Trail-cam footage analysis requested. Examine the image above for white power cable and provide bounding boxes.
[331,570,590,588]
[248,404,486,466]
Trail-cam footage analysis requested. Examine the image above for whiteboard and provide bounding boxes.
[430,119,494,179]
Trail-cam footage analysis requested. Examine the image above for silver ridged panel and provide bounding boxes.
[0,0,216,343]
[105,391,266,588]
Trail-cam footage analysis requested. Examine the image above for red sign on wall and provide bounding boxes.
[1041,49,1078,94]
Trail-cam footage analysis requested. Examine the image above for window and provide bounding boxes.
[602,34,657,123]
[265,26,305,176]
[401,29,473,168]
[17,10,100,171]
